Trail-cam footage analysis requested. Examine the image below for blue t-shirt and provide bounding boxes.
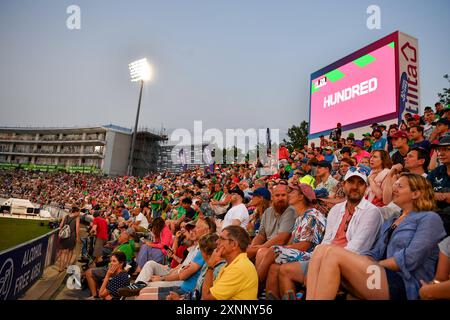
[180,251,205,293]
[324,154,335,163]
[372,138,387,151]
[122,209,130,221]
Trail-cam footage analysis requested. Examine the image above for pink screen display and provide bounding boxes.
[310,43,396,135]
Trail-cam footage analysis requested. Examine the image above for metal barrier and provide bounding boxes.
[0,229,59,300]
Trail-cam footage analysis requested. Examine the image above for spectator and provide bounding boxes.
[315,160,338,198]
[306,173,446,300]
[372,128,387,151]
[91,211,109,263]
[386,125,398,154]
[428,136,450,228]
[405,147,430,177]
[166,233,226,300]
[150,186,164,218]
[423,109,437,141]
[210,185,232,220]
[319,135,327,148]
[246,187,271,237]
[278,142,290,166]
[367,150,393,206]
[429,118,450,144]
[323,146,336,163]
[352,140,371,164]
[57,206,80,272]
[97,252,130,300]
[391,131,410,166]
[135,217,173,271]
[419,236,450,300]
[263,183,326,299]
[363,136,373,153]
[321,168,383,253]
[435,102,445,117]
[221,188,249,230]
[128,217,216,299]
[247,183,297,260]
[85,227,135,299]
[329,123,342,142]
[340,146,352,160]
[202,226,259,300]
[130,207,149,233]
[410,126,431,153]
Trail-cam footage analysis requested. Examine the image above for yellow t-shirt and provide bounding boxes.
[210,253,258,300]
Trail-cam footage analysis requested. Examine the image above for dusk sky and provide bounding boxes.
[1,0,449,141]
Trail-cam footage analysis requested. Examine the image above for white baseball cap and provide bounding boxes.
[343,167,368,185]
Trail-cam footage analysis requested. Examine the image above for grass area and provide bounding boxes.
[0,217,51,252]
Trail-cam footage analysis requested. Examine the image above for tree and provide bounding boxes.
[437,74,450,105]
[284,121,309,152]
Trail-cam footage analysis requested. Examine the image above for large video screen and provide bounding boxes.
[309,42,396,136]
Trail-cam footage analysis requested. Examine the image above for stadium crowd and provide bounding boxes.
[0,102,449,300]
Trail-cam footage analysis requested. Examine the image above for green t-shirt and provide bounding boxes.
[151,193,162,211]
[175,206,186,220]
[213,191,224,201]
[115,240,135,262]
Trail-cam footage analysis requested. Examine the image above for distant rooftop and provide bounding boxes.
[0,124,132,135]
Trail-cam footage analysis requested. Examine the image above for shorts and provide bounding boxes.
[91,266,108,282]
[93,238,107,258]
[157,286,185,300]
[385,269,407,300]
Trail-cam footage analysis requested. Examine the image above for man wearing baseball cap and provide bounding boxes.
[320,168,383,253]
[221,188,249,230]
[352,140,371,164]
[430,118,450,144]
[372,128,387,151]
[249,187,271,201]
[391,131,410,166]
[316,160,339,197]
[428,135,450,214]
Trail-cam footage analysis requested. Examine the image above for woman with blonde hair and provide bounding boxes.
[306,173,446,300]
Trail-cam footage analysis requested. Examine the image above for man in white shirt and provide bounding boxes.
[130,207,149,232]
[221,189,249,230]
[321,168,383,253]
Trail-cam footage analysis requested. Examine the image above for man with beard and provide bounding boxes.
[247,184,297,260]
[371,128,387,151]
[322,168,383,253]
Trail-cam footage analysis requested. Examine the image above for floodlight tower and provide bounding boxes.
[127,58,152,176]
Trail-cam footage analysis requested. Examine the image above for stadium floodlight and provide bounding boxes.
[128,58,152,82]
[127,58,152,176]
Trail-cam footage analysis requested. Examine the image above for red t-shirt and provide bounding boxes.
[93,217,108,240]
[170,245,188,269]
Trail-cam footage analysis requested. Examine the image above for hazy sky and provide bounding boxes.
[0,0,449,140]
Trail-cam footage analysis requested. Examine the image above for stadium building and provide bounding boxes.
[0,124,168,176]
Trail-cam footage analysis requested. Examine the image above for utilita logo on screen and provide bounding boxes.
[323,77,378,108]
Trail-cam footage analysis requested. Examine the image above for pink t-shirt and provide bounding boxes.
[151,225,173,255]
[353,150,371,164]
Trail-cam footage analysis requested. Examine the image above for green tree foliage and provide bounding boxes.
[437,74,450,105]
[283,121,309,152]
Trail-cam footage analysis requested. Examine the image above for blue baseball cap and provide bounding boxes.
[250,188,271,201]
